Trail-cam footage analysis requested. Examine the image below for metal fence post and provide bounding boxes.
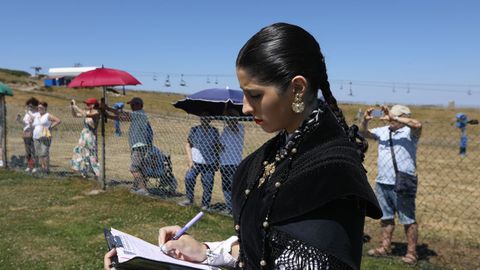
[101,88,107,190]
[1,95,6,168]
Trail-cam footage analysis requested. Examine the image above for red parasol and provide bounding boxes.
[67,67,141,88]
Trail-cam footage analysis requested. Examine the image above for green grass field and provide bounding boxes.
[0,170,233,269]
[0,170,447,270]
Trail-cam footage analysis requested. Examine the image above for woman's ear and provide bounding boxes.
[291,75,308,97]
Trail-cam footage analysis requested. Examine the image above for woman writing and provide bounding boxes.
[105,23,381,270]
[70,98,101,178]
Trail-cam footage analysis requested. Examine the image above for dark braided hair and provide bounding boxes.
[236,22,368,156]
[318,67,369,156]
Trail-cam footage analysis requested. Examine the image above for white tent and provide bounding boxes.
[48,67,98,78]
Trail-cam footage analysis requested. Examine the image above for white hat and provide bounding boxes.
[390,104,411,116]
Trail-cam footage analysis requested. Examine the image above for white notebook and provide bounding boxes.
[105,228,216,270]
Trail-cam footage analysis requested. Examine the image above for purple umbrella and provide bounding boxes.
[173,88,244,116]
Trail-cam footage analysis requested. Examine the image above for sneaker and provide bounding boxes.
[178,199,193,207]
[163,189,183,198]
[130,188,150,196]
[25,167,32,172]
[172,192,184,198]
[0,160,4,167]
[32,168,39,173]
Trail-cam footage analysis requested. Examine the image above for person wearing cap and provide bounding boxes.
[70,98,101,178]
[360,104,422,265]
[103,97,153,196]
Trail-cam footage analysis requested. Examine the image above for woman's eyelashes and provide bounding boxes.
[247,92,262,99]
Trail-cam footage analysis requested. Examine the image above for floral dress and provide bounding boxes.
[71,118,100,177]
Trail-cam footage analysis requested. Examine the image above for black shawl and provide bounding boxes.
[232,107,382,269]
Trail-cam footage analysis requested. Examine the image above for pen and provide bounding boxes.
[172,211,204,240]
[160,211,204,253]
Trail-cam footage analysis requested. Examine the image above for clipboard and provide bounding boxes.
[103,228,214,270]
[104,228,120,265]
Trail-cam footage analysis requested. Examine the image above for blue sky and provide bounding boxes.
[2,0,479,107]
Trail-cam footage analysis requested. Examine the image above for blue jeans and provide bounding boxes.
[220,165,237,212]
[185,163,215,207]
[375,183,416,225]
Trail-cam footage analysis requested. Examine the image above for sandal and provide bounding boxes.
[401,253,418,265]
[367,246,390,257]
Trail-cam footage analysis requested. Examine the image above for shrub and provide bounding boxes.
[0,68,31,77]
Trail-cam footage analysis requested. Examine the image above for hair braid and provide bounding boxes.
[319,80,349,134]
[319,70,369,158]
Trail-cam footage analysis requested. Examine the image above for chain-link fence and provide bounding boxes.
[1,104,480,256]
[2,104,273,214]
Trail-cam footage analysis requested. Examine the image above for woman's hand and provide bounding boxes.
[363,107,375,121]
[104,248,117,270]
[380,105,393,121]
[158,225,208,263]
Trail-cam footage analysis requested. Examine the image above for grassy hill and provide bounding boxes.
[2,67,478,122]
[0,68,187,116]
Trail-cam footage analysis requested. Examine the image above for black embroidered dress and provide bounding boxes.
[232,104,382,270]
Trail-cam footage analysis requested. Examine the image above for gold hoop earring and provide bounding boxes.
[291,92,305,113]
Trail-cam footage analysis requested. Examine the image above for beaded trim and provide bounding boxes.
[258,105,324,188]
[235,104,325,269]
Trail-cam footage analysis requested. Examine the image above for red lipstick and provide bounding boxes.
[254,119,263,124]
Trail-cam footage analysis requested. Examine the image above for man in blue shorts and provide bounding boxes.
[360,104,422,265]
